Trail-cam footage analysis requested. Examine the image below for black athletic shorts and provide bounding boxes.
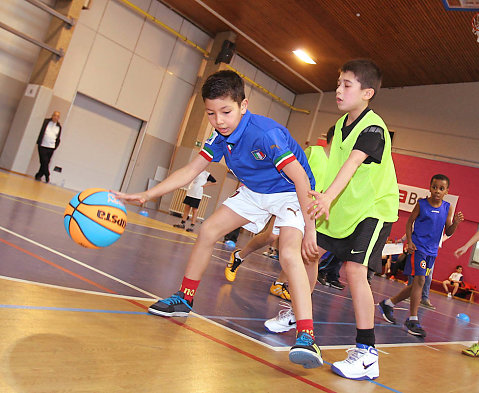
[183,196,201,208]
[316,217,393,273]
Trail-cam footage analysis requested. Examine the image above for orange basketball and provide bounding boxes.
[64,188,127,249]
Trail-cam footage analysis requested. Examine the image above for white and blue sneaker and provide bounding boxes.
[289,332,323,369]
[331,344,379,380]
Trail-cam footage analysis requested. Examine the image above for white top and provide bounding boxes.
[41,121,60,148]
[186,171,211,199]
[449,272,463,282]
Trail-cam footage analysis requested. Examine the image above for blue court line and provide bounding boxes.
[369,380,403,393]
[0,304,148,314]
[202,315,404,328]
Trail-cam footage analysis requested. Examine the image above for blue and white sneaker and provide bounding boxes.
[289,332,323,369]
[148,291,193,317]
[331,344,379,380]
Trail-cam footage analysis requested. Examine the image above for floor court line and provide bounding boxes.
[0,244,339,392]
[0,275,156,302]
[159,314,339,393]
[0,225,159,298]
[0,230,396,392]
[3,225,471,352]
[0,250,439,389]
[0,304,149,314]
[0,226,283,351]
[0,224,465,392]
[0,235,148,310]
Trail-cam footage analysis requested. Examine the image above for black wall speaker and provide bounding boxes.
[215,40,236,64]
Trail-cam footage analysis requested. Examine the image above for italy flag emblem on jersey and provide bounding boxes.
[251,149,266,160]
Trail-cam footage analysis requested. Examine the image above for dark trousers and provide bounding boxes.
[324,256,343,281]
[224,227,241,242]
[318,255,343,281]
[36,146,55,181]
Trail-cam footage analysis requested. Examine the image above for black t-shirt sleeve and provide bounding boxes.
[352,125,385,164]
[207,174,217,183]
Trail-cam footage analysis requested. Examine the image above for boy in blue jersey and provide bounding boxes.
[115,70,322,369]
[379,174,464,337]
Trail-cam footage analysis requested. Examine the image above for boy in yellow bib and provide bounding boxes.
[308,59,399,380]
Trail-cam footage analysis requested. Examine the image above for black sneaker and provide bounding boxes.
[404,319,426,337]
[378,300,396,324]
[317,272,327,286]
[148,291,193,317]
[328,280,345,290]
[173,222,185,229]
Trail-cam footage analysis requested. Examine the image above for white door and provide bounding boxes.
[51,94,142,192]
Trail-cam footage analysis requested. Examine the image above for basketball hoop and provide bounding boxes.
[473,12,479,42]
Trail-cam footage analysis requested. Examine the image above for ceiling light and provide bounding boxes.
[293,49,316,64]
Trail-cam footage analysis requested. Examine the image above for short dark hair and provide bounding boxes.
[340,59,382,100]
[431,174,450,187]
[201,70,245,105]
[326,126,335,144]
[456,265,463,270]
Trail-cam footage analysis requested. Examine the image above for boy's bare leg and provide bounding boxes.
[390,283,413,304]
[276,270,288,283]
[191,207,199,225]
[185,205,249,280]
[452,282,460,296]
[346,262,374,329]
[239,229,277,259]
[442,280,449,293]
[409,275,425,316]
[181,205,190,222]
[278,226,312,320]
[306,247,327,292]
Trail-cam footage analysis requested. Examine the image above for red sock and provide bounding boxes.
[180,276,200,302]
[296,319,315,339]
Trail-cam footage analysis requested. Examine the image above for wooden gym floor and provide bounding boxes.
[0,169,478,393]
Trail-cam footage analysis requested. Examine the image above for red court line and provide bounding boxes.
[0,237,147,310]
[0,236,335,392]
[167,317,337,392]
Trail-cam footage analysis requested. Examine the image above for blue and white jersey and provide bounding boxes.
[199,110,315,194]
[412,198,450,256]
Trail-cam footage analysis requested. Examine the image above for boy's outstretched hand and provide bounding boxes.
[454,245,468,258]
[454,211,464,224]
[307,190,332,220]
[111,190,150,205]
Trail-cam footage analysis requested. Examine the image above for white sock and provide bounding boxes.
[409,315,418,321]
[385,299,394,308]
[275,281,284,286]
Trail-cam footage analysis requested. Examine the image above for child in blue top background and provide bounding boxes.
[379,174,463,337]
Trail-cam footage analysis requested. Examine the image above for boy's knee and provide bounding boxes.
[198,220,221,242]
[415,275,426,284]
[344,262,367,276]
